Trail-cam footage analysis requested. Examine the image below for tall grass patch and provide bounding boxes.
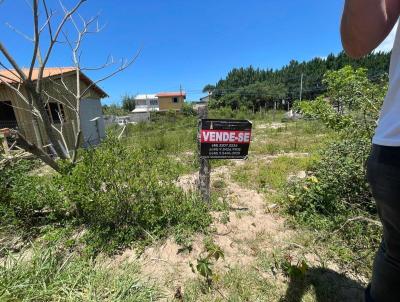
[232,155,313,193]
[0,246,158,301]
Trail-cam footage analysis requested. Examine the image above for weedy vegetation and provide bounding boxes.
[0,66,385,301]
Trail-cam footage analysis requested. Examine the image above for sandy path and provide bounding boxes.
[113,161,294,297]
[112,159,366,301]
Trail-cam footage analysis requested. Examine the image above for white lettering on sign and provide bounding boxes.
[201,130,252,144]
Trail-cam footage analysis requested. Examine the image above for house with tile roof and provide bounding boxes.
[131,91,186,114]
[157,92,186,111]
[0,67,108,151]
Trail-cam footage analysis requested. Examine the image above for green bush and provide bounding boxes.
[10,174,67,225]
[182,103,197,116]
[288,66,384,228]
[2,138,212,254]
[0,160,42,225]
[287,138,373,227]
[285,67,384,271]
[63,138,212,252]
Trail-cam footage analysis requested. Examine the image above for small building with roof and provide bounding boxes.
[132,94,159,113]
[0,67,107,151]
[131,91,186,114]
[156,92,186,111]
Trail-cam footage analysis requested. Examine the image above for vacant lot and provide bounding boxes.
[1,110,374,301]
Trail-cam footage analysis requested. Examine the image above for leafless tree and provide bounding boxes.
[0,0,138,172]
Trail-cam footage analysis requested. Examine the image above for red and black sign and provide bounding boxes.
[199,119,252,159]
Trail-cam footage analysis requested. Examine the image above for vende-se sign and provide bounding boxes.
[200,119,252,159]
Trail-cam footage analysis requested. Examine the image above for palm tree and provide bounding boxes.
[202,84,216,95]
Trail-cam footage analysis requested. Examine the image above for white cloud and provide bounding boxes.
[375,22,398,53]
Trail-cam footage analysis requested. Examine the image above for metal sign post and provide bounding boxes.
[197,115,253,203]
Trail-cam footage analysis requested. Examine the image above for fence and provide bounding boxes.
[103,112,151,127]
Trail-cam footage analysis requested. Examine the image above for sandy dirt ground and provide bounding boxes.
[112,157,366,301]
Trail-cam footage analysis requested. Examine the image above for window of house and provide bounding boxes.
[0,101,17,128]
[173,97,179,103]
[150,99,158,106]
[136,100,146,106]
[46,102,65,124]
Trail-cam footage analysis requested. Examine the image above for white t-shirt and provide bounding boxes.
[373,23,400,146]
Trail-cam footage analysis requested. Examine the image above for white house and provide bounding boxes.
[132,94,159,113]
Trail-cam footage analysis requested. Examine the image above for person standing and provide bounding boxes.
[341,1,400,301]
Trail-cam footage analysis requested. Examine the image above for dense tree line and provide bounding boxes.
[206,51,390,110]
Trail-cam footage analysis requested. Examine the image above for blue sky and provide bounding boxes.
[0,1,395,104]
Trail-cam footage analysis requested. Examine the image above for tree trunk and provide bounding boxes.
[26,83,69,159]
[11,130,60,172]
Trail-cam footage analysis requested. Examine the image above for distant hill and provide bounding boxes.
[206,51,390,109]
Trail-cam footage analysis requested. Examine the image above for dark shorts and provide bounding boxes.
[367,144,400,302]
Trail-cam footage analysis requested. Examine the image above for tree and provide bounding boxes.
[202,84,216,94]
[208,52,390,109]
[296,66,387,139]
[102,104,128,116]
[121,94,136,111]
[0,0,138,171]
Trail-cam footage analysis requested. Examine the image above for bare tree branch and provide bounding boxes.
[81,49,141,97]
[28,0,40,79]
[47,75,77,98]
[42,90,75,112]
[37,0,87,90]
[5,23,33,42]
[81,55,115,71]
[0,72,19,83]
[0,0,137,169]
[0,76,31,106]
[5,101,41,117]
[0,43,28,81]
[40,0,55,36]
[9,129,60,172]
[24,0,33,11]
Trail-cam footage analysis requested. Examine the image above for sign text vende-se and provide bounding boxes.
[200,119,252,159]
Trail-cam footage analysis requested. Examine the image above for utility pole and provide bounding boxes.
[299,73,304,101]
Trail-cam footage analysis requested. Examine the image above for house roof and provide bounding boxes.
[0,67,108,98]
[134,94,158,100]
[156,92,186,97]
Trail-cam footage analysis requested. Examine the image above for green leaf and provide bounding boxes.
[196,258,213,278]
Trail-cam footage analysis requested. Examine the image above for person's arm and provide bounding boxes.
[341,0,400,58]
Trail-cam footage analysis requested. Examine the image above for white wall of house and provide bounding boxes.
[132,94,159,112]
[80,99,105,147]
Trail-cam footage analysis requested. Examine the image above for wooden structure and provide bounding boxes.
[197,106,210,203]
[0,68,108,152]
[156,92,186,111]
[0,128,10,155]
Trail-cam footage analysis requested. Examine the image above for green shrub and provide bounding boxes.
[64,138,212,252]
[182,103,197,116]
[2,137,212,254]
[285,67,384,270]
[287,138,373,227]
[289,66,383,228]
[0,160,42,225]
[10,174,67,225]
